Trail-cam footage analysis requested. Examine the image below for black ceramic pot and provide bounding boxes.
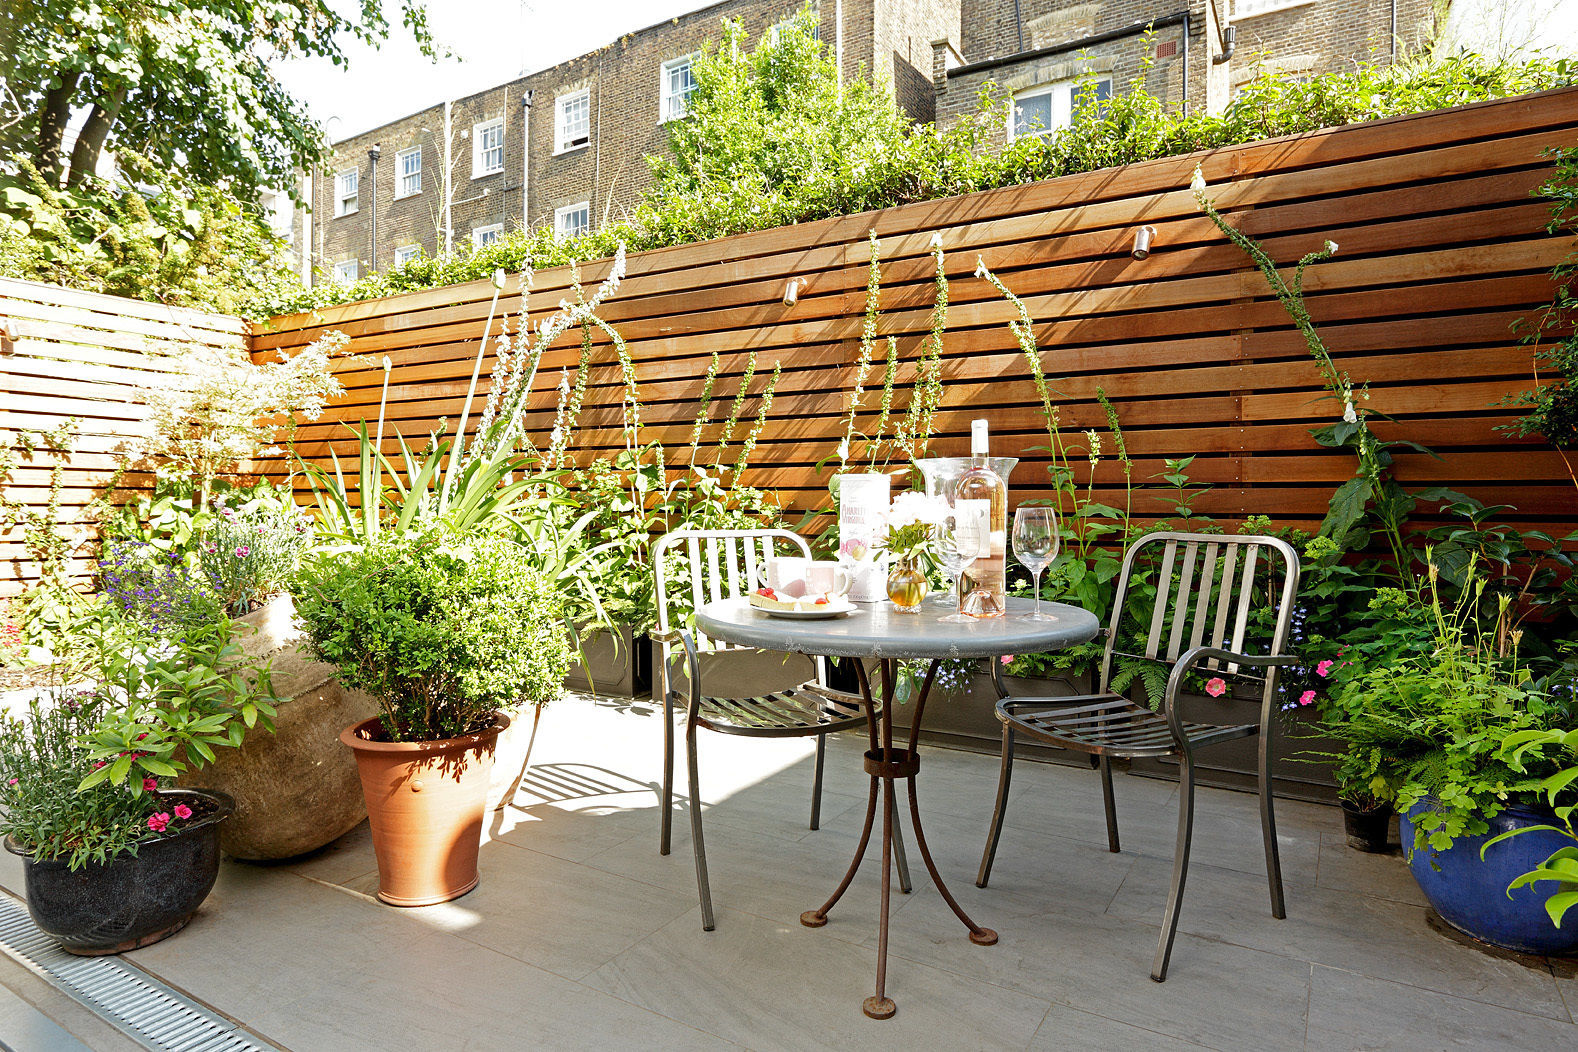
[5,788,234,955]
[1341,798,1392,853]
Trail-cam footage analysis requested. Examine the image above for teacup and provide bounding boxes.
[766,557,850,597]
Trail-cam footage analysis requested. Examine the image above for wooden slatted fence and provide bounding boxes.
[253,85,1578,541]
[1,278,247,595]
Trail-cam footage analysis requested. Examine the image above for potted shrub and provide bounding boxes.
[294,528,572,906]
[0,606,277,955]
[1329,563,1578,954]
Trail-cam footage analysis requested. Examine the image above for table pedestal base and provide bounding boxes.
[807,659,996,1019]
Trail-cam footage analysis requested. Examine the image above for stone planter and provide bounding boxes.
[565,624,651,697]
[178,594,378,861]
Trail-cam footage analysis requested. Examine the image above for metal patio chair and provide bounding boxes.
[652,528,910,931]
[976,531,1301,981]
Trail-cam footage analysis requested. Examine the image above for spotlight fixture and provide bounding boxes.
[783,277,809,306]
[1131,225,1157,260]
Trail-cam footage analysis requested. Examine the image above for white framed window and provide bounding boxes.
[331,259,359,283]
[472,223,503,249]
[660,55,697,122]
[333,169,358,217]
[1008,78,1111,141]
[768,17,818,44]
[396,147,422,197]
[393,244,422,266]
[554,201,590,239]
[472,119,504,177]
[555,89,591,153]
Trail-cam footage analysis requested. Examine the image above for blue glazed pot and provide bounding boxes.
[1400,800,1578,956]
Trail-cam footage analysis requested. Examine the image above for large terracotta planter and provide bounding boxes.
[5,789,233,955]
[178,595,377,860]
[340,713,509,907]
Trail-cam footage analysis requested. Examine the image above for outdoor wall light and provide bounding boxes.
[1131,225,1157,260]
[783,277,809,306]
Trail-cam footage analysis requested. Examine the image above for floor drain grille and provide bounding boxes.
[0,892,278,1051]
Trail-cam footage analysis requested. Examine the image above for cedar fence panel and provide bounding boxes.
[254,85,1578,542]
[1,277,245,595]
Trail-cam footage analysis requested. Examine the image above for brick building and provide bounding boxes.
[310,0,963,285]
[932,0,1440,148]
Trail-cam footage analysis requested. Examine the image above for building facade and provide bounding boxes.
[310,0,963,285]
[932,0,1440,149]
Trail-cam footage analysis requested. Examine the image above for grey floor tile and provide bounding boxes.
[1307,963,1578,1050]
[1314,832,1428,908]
[1105,856,1570,1021]
[1029,1004,1216,1051]
[878,889,1313,1052]
[583,904,1054,1051]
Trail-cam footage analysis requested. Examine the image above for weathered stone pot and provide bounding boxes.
[565,623,651,697]
[5,789,233,955]
[178,594,377,860]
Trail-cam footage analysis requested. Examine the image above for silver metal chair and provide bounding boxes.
[976,531,1300,981]
[652,528,909,931]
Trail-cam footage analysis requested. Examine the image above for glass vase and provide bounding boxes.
[886,559,929,614]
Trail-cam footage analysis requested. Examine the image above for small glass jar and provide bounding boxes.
[886,558,929,614]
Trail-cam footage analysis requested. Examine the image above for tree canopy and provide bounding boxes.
[0,0,435,203]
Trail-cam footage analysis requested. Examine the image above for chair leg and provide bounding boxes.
[1151,751,1195,982]
[685,723,715,932]
[1259,731,1286,919]
[1099,754,1120,854]
[810,733,825,831]
[660,688,674,856]
[889,790,912,894]
[976,723,1015,888]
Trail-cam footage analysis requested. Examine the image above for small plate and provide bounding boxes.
[748,596,857,619]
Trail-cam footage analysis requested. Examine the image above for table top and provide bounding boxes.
[693,595,1099,661]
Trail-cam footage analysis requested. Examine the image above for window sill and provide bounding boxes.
[394,190,421,201]
[334,208,359,219]
[1234,0,1317,21]
[471,168,505,181]
[553,143,590,157]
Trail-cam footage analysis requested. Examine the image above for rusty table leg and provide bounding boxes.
[802,661,883,928]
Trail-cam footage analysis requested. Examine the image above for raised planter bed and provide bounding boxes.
[566,624,652,698]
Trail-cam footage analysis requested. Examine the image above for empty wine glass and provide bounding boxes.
[936,479,973,624]
[1012,506,1060,622]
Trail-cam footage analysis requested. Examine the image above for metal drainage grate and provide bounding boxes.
[0,891,279,1051]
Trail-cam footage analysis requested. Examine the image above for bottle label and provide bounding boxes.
[953,499,992,559]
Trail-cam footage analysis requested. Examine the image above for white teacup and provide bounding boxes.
[805,562,851,597]
[766,557,850,598]
[766,556,810,592]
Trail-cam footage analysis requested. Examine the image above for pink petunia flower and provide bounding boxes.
[6,777,17,786]
[173,803,193,821]
[1316,660,1335,678]
[1000,655,1012,665]
[1205,678,1227,697]
[1299,690,1316,707]
[147,812,171,832]
[142,777,158,792]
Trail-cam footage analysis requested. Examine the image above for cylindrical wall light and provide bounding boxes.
[1131,225,1157,260]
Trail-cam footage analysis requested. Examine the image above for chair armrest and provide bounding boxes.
[1162,646,1301,739]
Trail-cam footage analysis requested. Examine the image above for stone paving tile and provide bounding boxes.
[1313,831,1429,908]
[1028,1003,1217,1051]
[1105,855,1571,1022]
[1306,964,1578,1049]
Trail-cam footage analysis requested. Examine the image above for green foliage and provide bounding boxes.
[1489,727,1578,929]
[260,21,1575,317]
[0,162,304,314]
[292,529,572,741]
[196,496,315,615]
[1503,145,1578,457]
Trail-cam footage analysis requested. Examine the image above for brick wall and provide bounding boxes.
[311,0,966,284]
[936,0,1440,147]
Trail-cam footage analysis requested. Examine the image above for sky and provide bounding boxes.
[274,1,717,142]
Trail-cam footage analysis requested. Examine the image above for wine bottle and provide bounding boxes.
[955,419,1007,618]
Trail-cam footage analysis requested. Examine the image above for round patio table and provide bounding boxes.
[694,594,1099,1020]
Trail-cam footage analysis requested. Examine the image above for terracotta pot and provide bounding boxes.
[340,713,509,907]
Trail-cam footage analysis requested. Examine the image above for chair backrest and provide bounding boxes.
[652,528,812,654]
[1098,532,1301,701]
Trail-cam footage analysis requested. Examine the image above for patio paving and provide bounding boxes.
[2,689,1576,1050]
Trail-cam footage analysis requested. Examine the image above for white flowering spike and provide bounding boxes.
[1342,399,1357,424]
[1324,240,1339,256]
[381,356,391,372]
[837,436,850,462]
[929,231,943,249]
[491,268,506,290]
[973,257,989,279]
[1190,166,1206,195]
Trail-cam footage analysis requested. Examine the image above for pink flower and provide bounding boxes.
[1299,690,1316,707]
[146,812,170,832]
[1000,655,1012,665]
[234,545,251,558]
[1316,660,1335,678]
[173,803,193,821]
[142,777,158,792]
[92,761,107,770]
[1205,677,1227,697]
[6,777,17,786]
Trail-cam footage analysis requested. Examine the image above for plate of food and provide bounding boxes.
[748,587,857,619]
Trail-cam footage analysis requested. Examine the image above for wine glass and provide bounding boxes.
[1012,506,1060,621]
